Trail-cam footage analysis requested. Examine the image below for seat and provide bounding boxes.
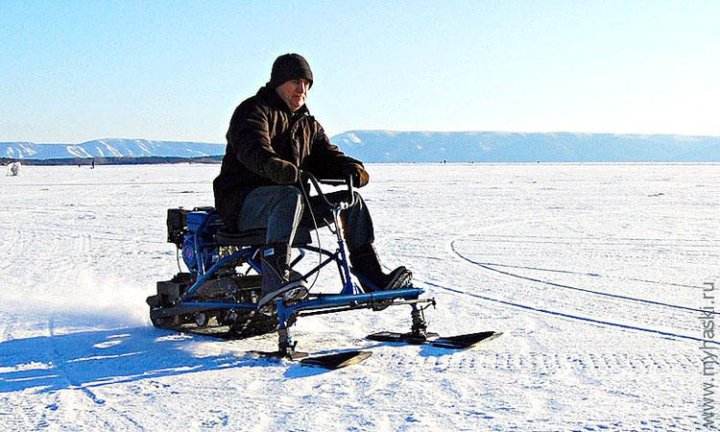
[215,227,312,247]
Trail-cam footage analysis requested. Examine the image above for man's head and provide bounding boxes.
[269,53,313,111]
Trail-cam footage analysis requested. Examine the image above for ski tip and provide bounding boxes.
[431,331,502,350]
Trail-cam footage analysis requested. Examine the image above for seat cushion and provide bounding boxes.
[215,228,312,247]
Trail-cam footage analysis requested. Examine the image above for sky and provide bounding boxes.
[1,0,719,143]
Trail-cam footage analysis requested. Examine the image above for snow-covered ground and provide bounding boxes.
[1,163,718,431]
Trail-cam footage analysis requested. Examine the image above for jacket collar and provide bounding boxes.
[258,86,310,116]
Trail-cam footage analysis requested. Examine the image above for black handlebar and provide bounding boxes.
[315,178,345,186]
[300,171,356,209]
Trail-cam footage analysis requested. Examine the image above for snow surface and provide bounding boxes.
[0,163,718,431]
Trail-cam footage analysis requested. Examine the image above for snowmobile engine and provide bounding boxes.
[182,235,216,273]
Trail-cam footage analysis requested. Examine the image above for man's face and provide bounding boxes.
[275,79,311,111]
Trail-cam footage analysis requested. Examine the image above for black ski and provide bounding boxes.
[366,331,440,345]
[432,331,502,349]
[300,350,372,369]
[252,349,372,369]
[251,349,310,361]
[367,330,502,350]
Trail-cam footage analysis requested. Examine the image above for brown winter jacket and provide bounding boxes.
[213,86,363,227]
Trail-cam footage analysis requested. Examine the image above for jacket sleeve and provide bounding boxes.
[306,122,364,179]
[227,104,276,176]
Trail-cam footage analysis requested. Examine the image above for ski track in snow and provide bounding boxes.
[451,238,712,312]
[441,238,718,344]
[1,163,718,431]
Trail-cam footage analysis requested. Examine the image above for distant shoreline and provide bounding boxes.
[4,158,719,167]
[0,155,223,166]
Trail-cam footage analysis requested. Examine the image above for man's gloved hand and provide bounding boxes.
[262,157,299,185]
[342,163,369,188]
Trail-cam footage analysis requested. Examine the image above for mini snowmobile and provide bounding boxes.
[147,172,500,369]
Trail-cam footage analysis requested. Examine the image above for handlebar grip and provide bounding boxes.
[316,178,346,186]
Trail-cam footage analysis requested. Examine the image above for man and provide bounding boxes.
[213,53,411,309]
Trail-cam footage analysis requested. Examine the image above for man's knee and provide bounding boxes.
[275,185,303,203]
[238,186,304,229]
[342,191,370,222]
[349,191,365,209]
[269,186,304,214]
[335,190,363,206]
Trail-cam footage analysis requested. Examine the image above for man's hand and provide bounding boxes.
[262,157,299,185]
[342,163,369,188]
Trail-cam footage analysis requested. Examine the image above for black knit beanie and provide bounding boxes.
[268,53,313,89]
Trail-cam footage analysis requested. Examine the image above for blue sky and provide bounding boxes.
[1,0,719,143]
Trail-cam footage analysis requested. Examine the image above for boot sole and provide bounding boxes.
[371,269,413,311]
[257,281,309,315]
[386,268,412,290]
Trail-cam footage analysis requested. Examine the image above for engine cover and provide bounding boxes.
[182,235,216,274]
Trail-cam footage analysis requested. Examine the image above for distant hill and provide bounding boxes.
[2,132,720,164]
[332,131,720,162]
[0,138,225,160]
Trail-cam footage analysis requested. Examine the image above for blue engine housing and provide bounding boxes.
[180,208,223,275]
[181,235,216,274]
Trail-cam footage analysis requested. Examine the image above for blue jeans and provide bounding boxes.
[236,186,375,249]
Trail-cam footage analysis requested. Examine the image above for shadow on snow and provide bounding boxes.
[0,324,470,393]
[0,326,279,394]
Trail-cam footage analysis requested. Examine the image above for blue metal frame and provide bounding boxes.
[162,172,429,355]
[176,235,424,317]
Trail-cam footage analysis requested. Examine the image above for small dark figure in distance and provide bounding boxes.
[213,53,411,309]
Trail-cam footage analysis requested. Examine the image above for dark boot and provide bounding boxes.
[350,244,412,292]
[258,242,308,312]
